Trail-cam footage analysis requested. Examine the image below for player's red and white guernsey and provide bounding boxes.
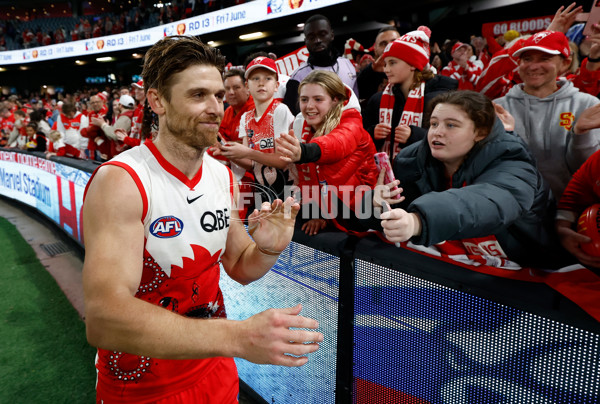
[87,139,238,403]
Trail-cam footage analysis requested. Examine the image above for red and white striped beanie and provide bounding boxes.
[381,26,431,71]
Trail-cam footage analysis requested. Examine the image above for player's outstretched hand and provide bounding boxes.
[238,304,323,366]
[248,197,300,253]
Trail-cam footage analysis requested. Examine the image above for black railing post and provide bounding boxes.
[335,236,360,404]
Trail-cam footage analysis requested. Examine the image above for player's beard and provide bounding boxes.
[163,111,220,151]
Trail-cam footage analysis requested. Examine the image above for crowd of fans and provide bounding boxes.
[0,82,146,161]
[0,0,245,51]
[1,2,600,272]
[0,12,139,51]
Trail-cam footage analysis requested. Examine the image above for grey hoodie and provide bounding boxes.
[495,79,600,199]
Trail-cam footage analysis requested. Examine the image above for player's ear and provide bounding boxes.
[146,88,165,115]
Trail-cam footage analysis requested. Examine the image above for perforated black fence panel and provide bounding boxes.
[353,260,600,404]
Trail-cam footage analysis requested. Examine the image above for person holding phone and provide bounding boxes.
[372,91,572,269]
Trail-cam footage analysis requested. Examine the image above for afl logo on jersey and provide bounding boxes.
[150,216,184,238]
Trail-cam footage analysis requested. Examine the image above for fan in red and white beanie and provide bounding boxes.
[96,92,108,102]
[378,26,432,160]
[381,25,431,71]
[451,42,470,57]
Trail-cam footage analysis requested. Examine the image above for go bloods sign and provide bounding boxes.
[482,15,553,38]
[275,46,309,77]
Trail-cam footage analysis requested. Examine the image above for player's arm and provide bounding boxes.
[83,165,243,360]
[218,187,322,365]
[220,180,299,284]
[84,167,319,365]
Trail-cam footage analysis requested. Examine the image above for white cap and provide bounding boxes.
[118,94,135,108]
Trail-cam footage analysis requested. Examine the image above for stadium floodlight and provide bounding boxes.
[96,56,116,62]
[239,32,264,40]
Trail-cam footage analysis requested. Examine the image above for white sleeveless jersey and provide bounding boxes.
[92,140,235,401]
[107,140,233,276]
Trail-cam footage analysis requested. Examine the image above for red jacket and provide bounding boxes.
[294,104,378,211]
[80,105,109,153]
[569,58,600,97]
[557,148,600,219]
[48,139,84,159]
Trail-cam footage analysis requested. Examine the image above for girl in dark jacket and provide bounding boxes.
[362,26,457,162]
[375,90,572,269]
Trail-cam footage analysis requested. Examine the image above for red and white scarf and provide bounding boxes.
[344,38,365,69]
[378,81,425,158]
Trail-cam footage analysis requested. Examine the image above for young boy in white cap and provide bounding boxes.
[494,30,600,200]
[219,56,296,206]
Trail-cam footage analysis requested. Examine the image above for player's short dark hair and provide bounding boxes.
[142,35,226,102]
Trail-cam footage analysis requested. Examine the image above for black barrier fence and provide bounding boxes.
[1,148,599,403]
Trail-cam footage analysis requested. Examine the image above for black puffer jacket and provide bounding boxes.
[391,119,571,268]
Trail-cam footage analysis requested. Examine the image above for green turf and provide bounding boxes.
[0,217,97,402]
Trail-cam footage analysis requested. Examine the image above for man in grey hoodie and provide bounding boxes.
[494,30,600,200]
